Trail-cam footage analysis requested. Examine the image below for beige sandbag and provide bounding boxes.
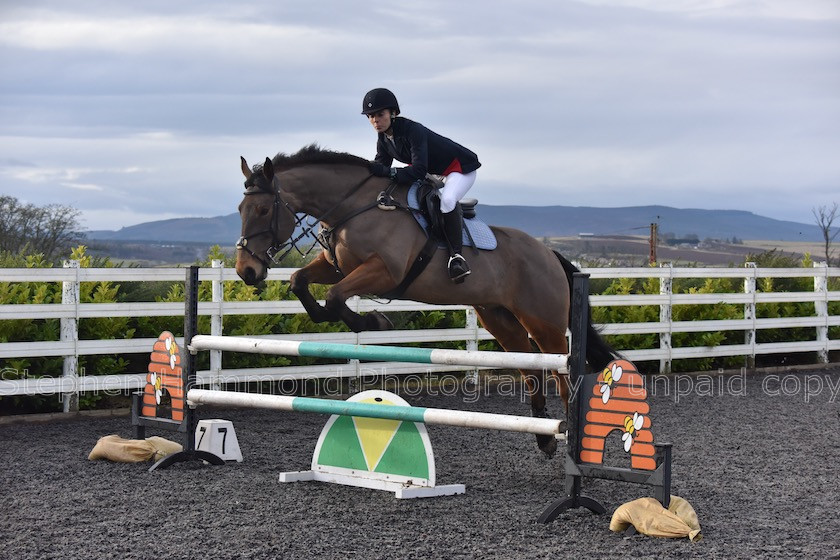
[145,436,184,460]
[88,434,183,463]
[610,495,702,541]
[668,495,701,538]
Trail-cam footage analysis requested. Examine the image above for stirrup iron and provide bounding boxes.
[447,254,471,283]
[377,191,396,211]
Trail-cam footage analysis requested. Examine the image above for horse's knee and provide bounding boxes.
[289,270,307,294]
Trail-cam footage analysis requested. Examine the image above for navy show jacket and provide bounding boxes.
[373,116,481,184]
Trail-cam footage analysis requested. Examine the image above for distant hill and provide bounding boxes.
[87,214,243,244]
[475,205,822,241]
[85,204,823,244]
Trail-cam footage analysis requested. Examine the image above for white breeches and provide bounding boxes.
[439,171,477,213]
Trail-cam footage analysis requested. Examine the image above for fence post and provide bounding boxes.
[744,262,757,370]
[344,296,365,395]
[659,263,672,374]
[61,260,80,412]
[465,307,479,385]
[210,261,224,390]
[814,261,829,364]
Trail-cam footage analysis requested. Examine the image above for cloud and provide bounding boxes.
[62,182,104,192]
[0,12,326,56]
[570,0,840,20]
[0,0,838,231]
[2,161,151,186]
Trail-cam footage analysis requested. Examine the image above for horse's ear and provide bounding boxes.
[240,156,251,179]
[262,157,274,180]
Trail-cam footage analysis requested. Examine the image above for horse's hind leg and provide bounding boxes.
[473,305,558,458]
[514,313,572,417]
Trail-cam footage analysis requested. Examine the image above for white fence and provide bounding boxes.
[1,261,838,411]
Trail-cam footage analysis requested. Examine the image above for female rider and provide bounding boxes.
[362,88,480,283]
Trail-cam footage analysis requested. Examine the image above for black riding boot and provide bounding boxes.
[442,207,470,283]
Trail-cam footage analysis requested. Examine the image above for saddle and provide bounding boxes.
[409,176,495,251]
[380,176,496,299]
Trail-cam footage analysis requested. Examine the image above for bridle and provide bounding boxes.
[236,174,317,268]
[236,170,378,271]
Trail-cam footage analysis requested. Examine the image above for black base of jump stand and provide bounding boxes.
[538,443,672,523]
[537,273,673,524]
[538,494,607,524]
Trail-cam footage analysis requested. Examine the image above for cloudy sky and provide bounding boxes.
[1,0,838,232]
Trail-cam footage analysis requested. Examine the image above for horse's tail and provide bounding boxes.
[553,251,621,370]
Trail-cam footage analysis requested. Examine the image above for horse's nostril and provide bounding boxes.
[242,267,257,285]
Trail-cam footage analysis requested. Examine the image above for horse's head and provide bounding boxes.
[235,156,297,285]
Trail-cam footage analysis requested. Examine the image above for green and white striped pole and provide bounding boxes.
[186,388,565,436]
[189,335,568,371]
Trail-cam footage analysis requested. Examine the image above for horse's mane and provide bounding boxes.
[269,144,368,171]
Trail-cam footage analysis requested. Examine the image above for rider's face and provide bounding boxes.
[367,109,394,134]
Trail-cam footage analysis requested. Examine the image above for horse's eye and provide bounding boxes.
[257,206,270,217]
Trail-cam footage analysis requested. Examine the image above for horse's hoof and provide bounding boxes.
[537,434,557,459]
[365,311,394,331]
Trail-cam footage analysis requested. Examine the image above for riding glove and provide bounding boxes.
[369,162,396,179]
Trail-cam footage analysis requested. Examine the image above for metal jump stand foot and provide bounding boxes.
[537,494,607,523]
[148,448,226,472]
[145,397,225,472]
[537,454,606,523]
[537,496,607,524]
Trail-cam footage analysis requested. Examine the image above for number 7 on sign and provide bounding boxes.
[197,426,227,454]
[194,420,243,462]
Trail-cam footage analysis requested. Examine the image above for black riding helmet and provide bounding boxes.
[361,88,400,115]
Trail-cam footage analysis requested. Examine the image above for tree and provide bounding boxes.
[0,196,85,262]
[812,202,839,266]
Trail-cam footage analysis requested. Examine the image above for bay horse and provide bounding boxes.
[235,145,618,457]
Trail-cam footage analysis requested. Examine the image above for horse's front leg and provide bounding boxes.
[289,251,345,323]
[325,254,397,333]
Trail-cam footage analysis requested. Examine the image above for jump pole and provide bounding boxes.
[188,336,569,372]
[187,388,565,436]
